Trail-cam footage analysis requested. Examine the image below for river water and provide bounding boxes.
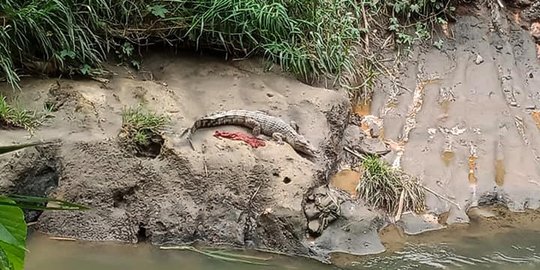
[25,229,540,270]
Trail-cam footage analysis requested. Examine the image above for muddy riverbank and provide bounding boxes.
[3,0,540,264]
[24,213,540,269]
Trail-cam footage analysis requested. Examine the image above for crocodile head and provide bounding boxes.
[291,136,318,157]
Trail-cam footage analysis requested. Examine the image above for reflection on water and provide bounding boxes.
[24,234,336,270]
[26,230,540,270]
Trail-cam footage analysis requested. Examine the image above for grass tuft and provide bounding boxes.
[121,105,169,146]
[0,95,42,131]
[356,155,426,214]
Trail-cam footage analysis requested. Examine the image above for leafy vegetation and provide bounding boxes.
[0,95,43,131]
[0,0,456,98]
[0,142,88,270]
[121,105,169,147]
[356,155,426,214]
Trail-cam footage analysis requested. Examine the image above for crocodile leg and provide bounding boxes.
[272,132,285,145]
[290,120,299,132]
[246,119,263,138]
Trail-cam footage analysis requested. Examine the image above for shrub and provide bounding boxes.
[356,155,426,214]
[0,95,42,131]
[121,105,169,147]
[0,0,455,98]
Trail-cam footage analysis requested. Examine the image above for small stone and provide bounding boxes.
[266,93,274,97]
[510,101,518,107]
[304,204,320,220]
[529,72,534,78]
[356,138,391,156]
[474,54,484,65]
[526,104,537,110]
[369,125,381,138]
[307,219,321,233]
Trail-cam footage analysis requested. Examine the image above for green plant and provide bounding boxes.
[0,0,109,89]
[0,95,41,131]
[0,0,456,102]
[356,155,425,214]
[387,0,454,48]
[0,142,88,270]
[121,106,169,146]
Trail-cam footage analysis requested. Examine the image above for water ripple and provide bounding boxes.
[357,232,540,270]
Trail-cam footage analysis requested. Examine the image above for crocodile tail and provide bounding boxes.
[187,137,195,150]
[180,127,191,138]
[180,127,196,150]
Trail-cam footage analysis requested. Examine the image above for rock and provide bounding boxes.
[303,186,343,236]
[531,22,540,42]
[397,213,446,235]
[467,207,497,219]
[307,201,385,258]
[474,54,484,65]
[304,202,320,220]
[308,219,321,233]
[358,138,391,156]
[343,121,390,157]
[360,115,384,138]
[343,125,366,147]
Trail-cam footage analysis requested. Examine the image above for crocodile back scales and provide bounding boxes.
[189,110,298,139]
[182,109,317,156]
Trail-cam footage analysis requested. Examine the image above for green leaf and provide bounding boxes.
[0,247,14,270]
[121,42,134,57]
[0,142,47,155]
[410,4,420,13]
[0,197,27,270]
[0,195,89,211]
[147,5,168,18]
[59,50,76,60]
[80,64,91,75]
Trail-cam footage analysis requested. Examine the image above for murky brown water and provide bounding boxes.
[26,230,540,270]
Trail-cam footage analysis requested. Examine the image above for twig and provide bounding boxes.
[91,77,110,84]
[394,190,405,221]
[361,4,370,52]
[344,146,367,160]
[49,236,76,241]
[421,185,461,210]
[160,246,270,265]
[249,183,263,203]
[203,157,208,177]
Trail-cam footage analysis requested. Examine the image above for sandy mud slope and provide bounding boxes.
[0,53,378,262]
[371,3,540,232]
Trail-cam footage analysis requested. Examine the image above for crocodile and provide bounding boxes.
[181,110,318,157]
